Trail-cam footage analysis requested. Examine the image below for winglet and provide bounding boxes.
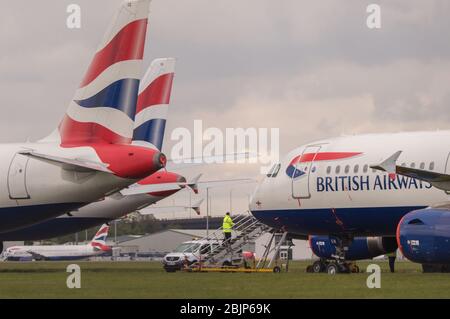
[370,151,402,180]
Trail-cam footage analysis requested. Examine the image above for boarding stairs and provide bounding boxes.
[191,213,272,267]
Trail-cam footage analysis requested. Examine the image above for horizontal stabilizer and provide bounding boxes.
[120,176,256,196]
[140,199,204,215]
[19,150,111,173]
[120,183,182,196]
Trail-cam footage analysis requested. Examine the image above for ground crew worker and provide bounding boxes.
[387,250,397,273]
[223,212,234,246]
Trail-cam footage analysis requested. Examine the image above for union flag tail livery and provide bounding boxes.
[90,224,111,252]
[0,0,166,236]
[55,0,150,146]
[133,58,176,150]
[0,58,187,242]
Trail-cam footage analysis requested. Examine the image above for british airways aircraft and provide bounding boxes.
[0,0,164,238]
[0,58,191,241]
[2,224,111,261]
[249,131,450,273]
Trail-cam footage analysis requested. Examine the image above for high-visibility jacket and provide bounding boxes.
[223,215,234,233]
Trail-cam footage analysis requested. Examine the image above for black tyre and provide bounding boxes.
[273,266,281,273]
[312,261,325,273]
[326,263,339,275]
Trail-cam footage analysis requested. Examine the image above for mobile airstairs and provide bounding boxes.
[182,212,292,273]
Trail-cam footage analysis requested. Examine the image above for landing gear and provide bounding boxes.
[306,235,358,274]
[312,259,327,273]
[326,263,339,275]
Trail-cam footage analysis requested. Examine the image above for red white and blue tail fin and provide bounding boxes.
[51,0,151,146]
[133,58,176,150]
[90,224,111,251]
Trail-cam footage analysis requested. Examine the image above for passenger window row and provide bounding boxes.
[324,162,435,175]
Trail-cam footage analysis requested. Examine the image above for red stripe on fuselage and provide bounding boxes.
[136,73,174,114]
[290,152,362,166]
[80,19,148,88]
[59,115,131,145]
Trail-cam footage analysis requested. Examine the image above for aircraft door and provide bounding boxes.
[292,145,321,199]
[7,153,30,199]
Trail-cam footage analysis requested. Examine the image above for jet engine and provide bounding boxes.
[397,205,450,272]
[309,235,397,260]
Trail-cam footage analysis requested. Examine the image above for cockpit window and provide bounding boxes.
[267,164,281,178]
[271,164,281,178]
[266,164,276,177]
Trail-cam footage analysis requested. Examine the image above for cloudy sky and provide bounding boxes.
[1,0,450,218]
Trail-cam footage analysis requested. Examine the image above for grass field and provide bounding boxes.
[0,260,449,299]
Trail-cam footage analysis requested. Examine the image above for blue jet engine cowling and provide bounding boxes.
[309,236,397,260]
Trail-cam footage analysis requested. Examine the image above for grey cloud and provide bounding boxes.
[1,0,449,215]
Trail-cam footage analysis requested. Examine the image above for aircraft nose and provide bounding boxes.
[249,180,263,210]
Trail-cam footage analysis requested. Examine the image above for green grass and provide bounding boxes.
[0,260,449,299]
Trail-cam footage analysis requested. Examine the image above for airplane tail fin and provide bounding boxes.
[49,0,151,146]
[90,224,111,251]
[133,58,176,150]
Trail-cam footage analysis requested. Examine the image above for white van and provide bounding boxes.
[162,239,223,272]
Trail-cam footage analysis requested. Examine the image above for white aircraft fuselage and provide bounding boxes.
[0,142,162,233]
[250,130,450,236]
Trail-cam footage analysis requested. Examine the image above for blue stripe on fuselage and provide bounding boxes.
[0,203,85,234]
[0,217,111,241]
[251,206,425,236]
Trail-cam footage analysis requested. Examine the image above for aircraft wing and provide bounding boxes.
[26,250,49,261]
[19,150,111,174]
[394,166,450,191]
[371,151,450,191]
